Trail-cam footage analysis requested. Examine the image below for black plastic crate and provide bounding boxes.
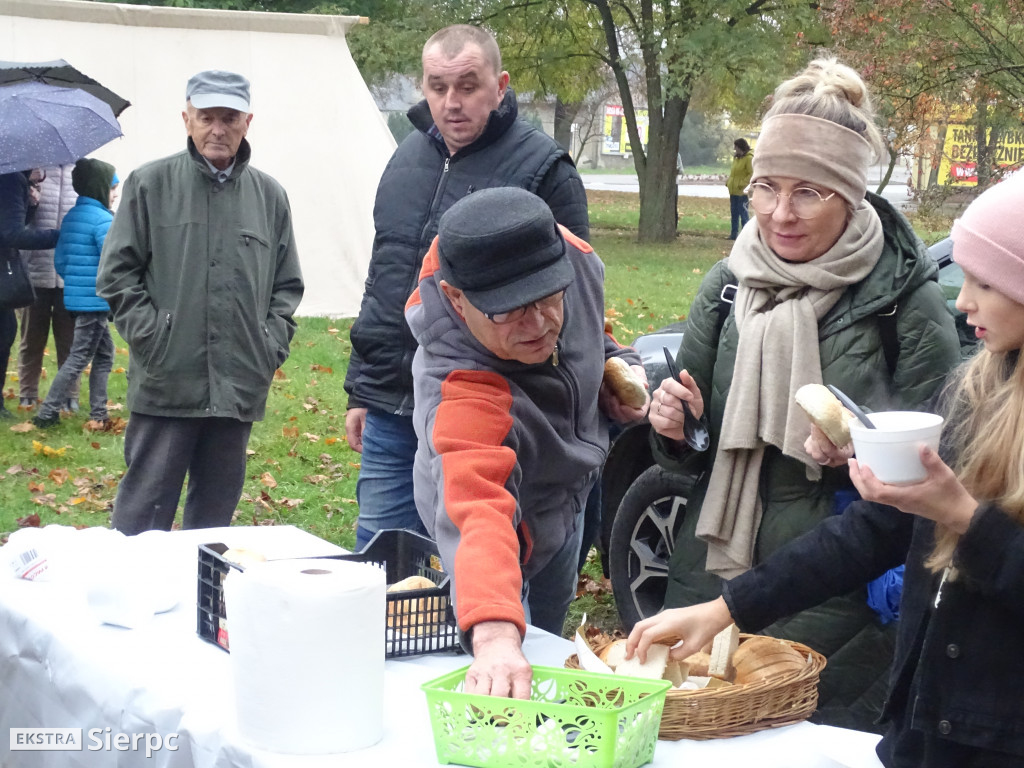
[196,529,462,658]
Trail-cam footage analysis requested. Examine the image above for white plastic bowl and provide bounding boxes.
[850,411,944,485]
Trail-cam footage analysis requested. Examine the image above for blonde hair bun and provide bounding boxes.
[766,56,883,161]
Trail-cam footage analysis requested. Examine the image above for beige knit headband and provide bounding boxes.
[751,114,872,206]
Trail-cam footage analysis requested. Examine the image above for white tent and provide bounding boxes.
[0,0,397,317]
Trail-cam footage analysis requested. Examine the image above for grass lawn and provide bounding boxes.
[0,191,955,637]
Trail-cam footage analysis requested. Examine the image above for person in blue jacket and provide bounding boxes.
[33,159,117,428]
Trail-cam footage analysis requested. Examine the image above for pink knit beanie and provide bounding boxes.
[952,173,1024,305]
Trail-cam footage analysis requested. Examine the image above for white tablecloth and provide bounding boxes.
[0,526,884,768]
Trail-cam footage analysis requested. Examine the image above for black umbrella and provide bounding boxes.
[0,59,130,117]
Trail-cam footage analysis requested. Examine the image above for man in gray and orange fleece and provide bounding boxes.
[406,187,649,699]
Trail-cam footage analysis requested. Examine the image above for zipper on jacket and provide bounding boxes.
[551,342,559,367]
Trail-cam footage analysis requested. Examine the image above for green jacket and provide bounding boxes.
[726,151,753,195]
[98,139,304,421]
[654,193,961,730]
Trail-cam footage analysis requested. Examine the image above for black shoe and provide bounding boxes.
[33,412,60,428]
[0,407,12,420]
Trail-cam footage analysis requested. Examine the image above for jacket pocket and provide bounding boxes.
[261,322,283,372]
[148,309,173,369]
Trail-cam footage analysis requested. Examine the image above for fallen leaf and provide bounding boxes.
[279,497,303,508]
[246,448,256,456]
[303,474,329,485]
[303,432,320,442]
[310,364,333,374]
[107,403,124,411]
[324,437,338,445]
[48,468,69,486]
[260,472,277,489]
[6,465,23,475]
[274,369,287,380]
[90,442,101,449]
[10,421,34,432]
[68,497,87,505]
[16,513,41,527]
[282,426,299,439]
[28,480,45,493]
[327,327,339,334]
[113,367,126,374]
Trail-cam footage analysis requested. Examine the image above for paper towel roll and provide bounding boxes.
[224,558,386,754]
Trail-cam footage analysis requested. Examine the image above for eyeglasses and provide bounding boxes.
[484,291,565,325]
[746,182,837,220]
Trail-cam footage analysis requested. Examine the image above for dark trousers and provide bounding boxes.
[18,286,77,401]
[111,413,253,535]
[37,311,113,421]
[729,194,750,239]
[1,309,16,407]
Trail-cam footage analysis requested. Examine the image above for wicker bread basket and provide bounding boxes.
[566,633,826,740]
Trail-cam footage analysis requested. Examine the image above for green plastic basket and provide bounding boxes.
[421,664,670,768]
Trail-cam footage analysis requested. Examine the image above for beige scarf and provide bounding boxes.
[696,203,884,577]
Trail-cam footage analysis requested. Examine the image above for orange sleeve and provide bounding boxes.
[406,237,442,313]
[432,369,526,635]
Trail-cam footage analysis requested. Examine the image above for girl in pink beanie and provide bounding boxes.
[627,172,1024,766]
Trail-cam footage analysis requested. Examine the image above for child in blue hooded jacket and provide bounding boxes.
[34,159,117,427]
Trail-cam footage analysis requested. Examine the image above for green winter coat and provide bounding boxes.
[98,139,304,421]
[654,193,961,731]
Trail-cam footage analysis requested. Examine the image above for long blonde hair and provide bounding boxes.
[927,349,1024,571]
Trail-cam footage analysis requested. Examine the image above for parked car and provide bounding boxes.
[600,237,975,630]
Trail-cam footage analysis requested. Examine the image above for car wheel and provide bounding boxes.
[609,465,695,632]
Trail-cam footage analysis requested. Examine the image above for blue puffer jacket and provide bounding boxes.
[54,195,111,313]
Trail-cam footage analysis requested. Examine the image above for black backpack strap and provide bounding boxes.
[716,283,737,337]
[877,302,899,375]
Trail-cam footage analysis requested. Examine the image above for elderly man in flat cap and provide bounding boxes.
[406,187,649,697]
[98,70,304,535]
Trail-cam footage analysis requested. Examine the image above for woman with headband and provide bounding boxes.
[642,58,962,730]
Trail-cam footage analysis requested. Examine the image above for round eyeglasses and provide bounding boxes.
[746,182,837,220]
[484,291,565,325]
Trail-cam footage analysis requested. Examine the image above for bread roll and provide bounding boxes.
[387,574,442,637]
[732,636,807,684]
[603,357,648,409]
[598,638,629,668]
[682,650,711,677]
[795,383,853,446]
[388,575,436,592]
[222,547,267,569]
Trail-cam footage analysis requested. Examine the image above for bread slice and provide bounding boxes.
[708,623,740,681]
[614,643,670,680]
[795,383,852,447]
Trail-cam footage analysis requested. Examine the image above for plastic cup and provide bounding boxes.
[849,411,944,485]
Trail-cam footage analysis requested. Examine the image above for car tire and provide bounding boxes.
[609,464,696,632]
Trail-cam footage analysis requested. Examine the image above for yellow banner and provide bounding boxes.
[602,105,649,155]
[937,124,1024,186]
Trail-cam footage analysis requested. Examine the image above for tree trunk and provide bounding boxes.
[974,94,991,188]
[553,98,581,153]
[876,144,897,194]
[637,94,687,243]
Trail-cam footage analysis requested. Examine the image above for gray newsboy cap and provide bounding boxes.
[438,188,575,316]
[186,70,251,112]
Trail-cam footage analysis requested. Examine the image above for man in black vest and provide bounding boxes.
[345,24,589,550]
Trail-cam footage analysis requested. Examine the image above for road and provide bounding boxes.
[582,166,916,210]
